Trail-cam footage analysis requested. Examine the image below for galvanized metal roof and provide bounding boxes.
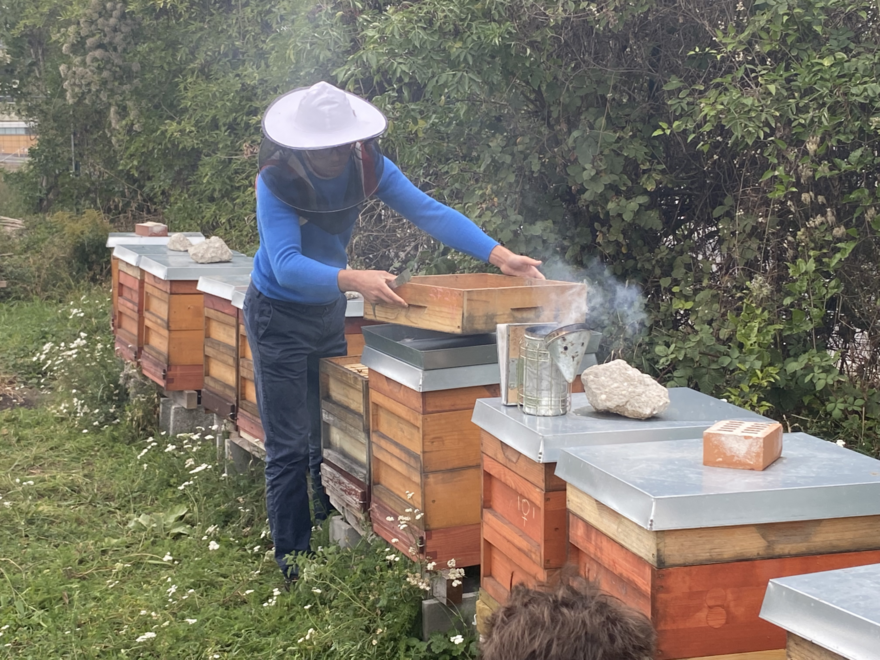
[556,434,880,530]
[760,564,880,660]
[471,389,770,463]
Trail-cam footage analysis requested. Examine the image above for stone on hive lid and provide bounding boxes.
[188,236,233,264]
[580,359,670,419]
[167,233,193,251]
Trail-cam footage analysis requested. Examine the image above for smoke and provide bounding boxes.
[542,258,648,333]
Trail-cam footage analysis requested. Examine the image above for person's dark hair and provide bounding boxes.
[481,577,656,660]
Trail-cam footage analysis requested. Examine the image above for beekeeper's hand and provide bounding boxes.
[490,246,545,279]
[338,269,407,307]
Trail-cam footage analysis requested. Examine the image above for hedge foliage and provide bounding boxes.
[2,0,879,453]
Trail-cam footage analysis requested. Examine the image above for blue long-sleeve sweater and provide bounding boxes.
[251,157,499,304]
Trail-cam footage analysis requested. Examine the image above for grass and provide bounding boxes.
[0,288,477,659]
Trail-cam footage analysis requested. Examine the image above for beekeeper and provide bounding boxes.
[245,81,543,580]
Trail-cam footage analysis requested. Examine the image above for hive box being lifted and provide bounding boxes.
[363,274,587,335]
[760,564,880,660]
[557,435,880,660]
[472,389,770,606]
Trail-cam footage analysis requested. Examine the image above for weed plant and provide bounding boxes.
[0,287,476,658]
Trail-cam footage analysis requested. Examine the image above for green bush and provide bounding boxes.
[3,0,879,454]
[0,210,112,301]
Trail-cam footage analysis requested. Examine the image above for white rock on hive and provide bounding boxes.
[166,233,193,251]
[580,359,670,420]
[188,236,233,264]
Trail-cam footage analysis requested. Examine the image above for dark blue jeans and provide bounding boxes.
[242,285,347,575]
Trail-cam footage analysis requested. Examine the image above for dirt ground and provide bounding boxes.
[0,376,38,411]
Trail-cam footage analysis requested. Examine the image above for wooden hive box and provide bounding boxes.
[111,244,172,363]
[138,252,253,392]
[760,565,880,660]
[236,313,264,444]
[111,255,119,332]
[369,368,500,567]
[471,390,772,607]
[141,273,206,391]
[556,435,880,660]
[197,275,250,420]
[320,355,370,523]
[106,236,206,343]
[363,274,587,335]
[114,258,145,363]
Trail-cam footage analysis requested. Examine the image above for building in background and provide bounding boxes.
[0,98,35,170]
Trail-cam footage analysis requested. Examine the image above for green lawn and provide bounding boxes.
[0,289,476,659]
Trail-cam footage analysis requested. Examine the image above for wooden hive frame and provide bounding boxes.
[480,430,568,606]
[114,259,145,363]
[201,292,239,420]
[566,485,880,660]
[369,370,499,567]
[140,273,205,391]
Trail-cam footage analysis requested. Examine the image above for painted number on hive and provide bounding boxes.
[517,496,536,525]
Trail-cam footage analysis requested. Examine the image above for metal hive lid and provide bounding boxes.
[196,274,252,301]
[346,295,364,318]
[106,232,205,248]
[471,389,770,463]
[555,434,880,530]
[760,565,880,660]
[112,244,176,266]
[360,346,500,392]
[137,253,253,280]
[231,289,246,310]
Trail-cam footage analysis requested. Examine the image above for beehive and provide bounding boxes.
[761,565,880,660]
[320,355,370,523]
[138,253,252,391]
[110,244,173,363]
[471,390,771,606]
[106,233,206,340]
[369,367,500,567]
[197,275,250,420]
[558,435,880,660]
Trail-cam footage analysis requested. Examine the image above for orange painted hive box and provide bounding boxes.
[138,252,252,392]
[471,389,771,606]
[320,355,371,524]
[196,275,251,420]
[363,273,587,335]
[107,235,206,350]
[555,433,880,660]
[364,347,501,568]
[111,244,187,363]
